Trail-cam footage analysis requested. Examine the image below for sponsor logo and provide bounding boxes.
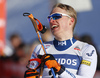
[86,50,94,56]
[58,41,66,46]
[56,58,77,66]
[81,60,91,66]
[45,45,50,49]
[53,54,82,69]
[74,46,80,51]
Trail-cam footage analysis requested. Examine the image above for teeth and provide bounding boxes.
[51,25,58,28]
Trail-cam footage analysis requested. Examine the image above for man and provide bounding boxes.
[24,3,97,78]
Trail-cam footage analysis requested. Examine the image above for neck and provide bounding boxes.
[55,32,73,41]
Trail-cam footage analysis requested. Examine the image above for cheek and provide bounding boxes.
[60,20,69,29]
[59,18,69,25]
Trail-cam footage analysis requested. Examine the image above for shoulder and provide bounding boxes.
[31,44,42,58]
[73,40,88,51]
[35,41,53,50]
[31,41,53,57]
[44,41,53,45]
[75,40,88,46]
[34,44,42,52]
[34,40,53,50]
[77,40,96,50]
[76,40,97,58]
[75,40,95,49]
[82,43,97,57]
[77,40,96,53]
[75,40,96,55]
[44,41,53,49]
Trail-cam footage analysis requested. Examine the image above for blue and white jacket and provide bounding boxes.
[30,37,97,78]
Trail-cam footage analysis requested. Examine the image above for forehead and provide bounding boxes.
[51,7,67,14]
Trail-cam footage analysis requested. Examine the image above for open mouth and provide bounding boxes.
[51,25,58,29]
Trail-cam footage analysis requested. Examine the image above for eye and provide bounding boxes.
[55,16,61,19]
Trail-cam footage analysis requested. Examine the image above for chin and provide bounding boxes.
[52,31,59,36]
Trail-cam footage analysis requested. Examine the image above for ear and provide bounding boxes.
[69,18,74,26]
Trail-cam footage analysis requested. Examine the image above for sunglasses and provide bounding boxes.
[47,13,71,22]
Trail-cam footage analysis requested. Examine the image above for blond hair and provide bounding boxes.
[51,3,77,30]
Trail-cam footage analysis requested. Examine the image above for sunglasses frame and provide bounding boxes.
[47,13,71,22]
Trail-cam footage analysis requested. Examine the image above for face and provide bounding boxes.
[48,7,73,37]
